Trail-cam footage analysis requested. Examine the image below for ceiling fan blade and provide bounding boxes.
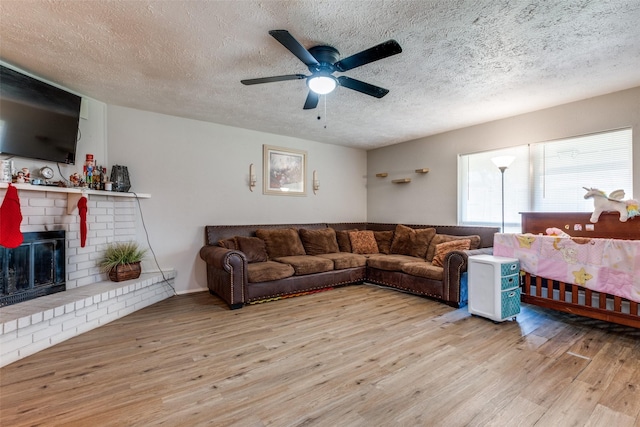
[303,91,319,110]
[337,76,389,98]
[269,30,320,67]
[241,74,306,85]
[334,40,402,72]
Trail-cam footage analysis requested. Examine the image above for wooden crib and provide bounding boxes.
[517,212,640,328]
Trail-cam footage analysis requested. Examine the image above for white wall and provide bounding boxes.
[106,106,367,294]
[367,87,640,225]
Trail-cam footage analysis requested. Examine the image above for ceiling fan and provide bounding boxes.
[241,30,402,110]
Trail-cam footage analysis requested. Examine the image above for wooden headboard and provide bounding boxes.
[520,212,640,240]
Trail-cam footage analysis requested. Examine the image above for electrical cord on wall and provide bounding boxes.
[56,162,72,186]
[130,191,177,296]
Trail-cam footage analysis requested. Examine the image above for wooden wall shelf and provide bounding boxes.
[375,173,388,178]
[415,168,430,174]
[392,178,411,184]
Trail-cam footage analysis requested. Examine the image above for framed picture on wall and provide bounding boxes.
[263,145,307,196]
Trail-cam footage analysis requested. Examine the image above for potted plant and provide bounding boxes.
[99,241,147,282]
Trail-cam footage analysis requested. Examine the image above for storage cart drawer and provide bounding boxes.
[500,261,520,276]
[501,288,521,319]
[500,274,519,290]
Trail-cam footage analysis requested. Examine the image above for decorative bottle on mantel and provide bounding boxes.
[93,165,103,190]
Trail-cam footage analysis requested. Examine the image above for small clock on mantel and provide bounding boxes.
[40,166,54,180]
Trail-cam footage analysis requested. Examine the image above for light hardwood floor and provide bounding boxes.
[1,284,639,427]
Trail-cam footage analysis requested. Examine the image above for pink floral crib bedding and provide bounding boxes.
[493,233,640,303]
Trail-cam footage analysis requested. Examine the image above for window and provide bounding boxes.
[458,146,529,232]
[458,128,633,232]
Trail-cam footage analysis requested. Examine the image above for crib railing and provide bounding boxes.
[521,272,640,328]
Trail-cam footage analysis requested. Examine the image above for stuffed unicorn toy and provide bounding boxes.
[583,187,639,223]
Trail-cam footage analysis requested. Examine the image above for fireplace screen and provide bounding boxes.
[0,231,65,307]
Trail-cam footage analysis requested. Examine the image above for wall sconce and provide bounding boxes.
[249,163,257,192]
[313,170,320,195]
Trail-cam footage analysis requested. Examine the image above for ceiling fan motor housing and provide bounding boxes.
[308,45,340,73]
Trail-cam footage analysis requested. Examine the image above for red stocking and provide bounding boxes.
[78,196,88,248]
[0,184,24,248]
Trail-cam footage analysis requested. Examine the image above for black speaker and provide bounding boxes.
[110,165,131,192]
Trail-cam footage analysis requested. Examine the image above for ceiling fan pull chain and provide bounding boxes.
[324,94,328,129]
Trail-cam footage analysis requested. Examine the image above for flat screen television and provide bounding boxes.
[0,64,81,164]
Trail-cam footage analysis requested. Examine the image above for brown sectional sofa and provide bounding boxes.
[199,223,499,309]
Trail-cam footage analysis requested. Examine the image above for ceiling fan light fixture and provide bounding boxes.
[307,75,337,95]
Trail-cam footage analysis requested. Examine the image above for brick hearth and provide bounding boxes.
[0,271,175,367]
[0,185,174,367]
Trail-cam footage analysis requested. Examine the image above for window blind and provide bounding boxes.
[458,128,632,232]
[531,128,632,212]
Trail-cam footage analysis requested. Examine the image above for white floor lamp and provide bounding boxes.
[491,156,515,232]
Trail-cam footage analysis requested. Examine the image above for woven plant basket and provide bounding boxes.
[108,262,142,282]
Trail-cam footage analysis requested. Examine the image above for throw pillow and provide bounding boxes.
[218,238,237,250]
[390,224,415,255]
[235,236,268,263]
[426,234,481,261]
[255,228,306,259]
[348,230,379,254]
[432,239,471,267]
[411,227,437,258]
[373,230,394,254]
[299,228,340,255]
[390,224,436,258]
[336,229,357,252]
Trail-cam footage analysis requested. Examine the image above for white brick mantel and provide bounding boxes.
[0,183,150,289]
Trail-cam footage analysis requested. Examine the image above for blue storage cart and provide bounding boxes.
[468,254,520,322]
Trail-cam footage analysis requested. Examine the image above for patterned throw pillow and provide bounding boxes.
[432,239,471,267]
[426,234,480,261]
[348,230,379,254]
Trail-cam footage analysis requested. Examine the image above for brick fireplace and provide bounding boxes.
[1,230,66,307]
[0,185,175,367]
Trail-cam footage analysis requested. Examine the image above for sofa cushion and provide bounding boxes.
[349,230,379,254]
[432,239,471,267]
[402,262,444,280]
[273,255,334,276]
[255,228,306,259]
[235,236,268,263]
[426,234,481,262]
[247,261,295,283]
[367,254,424,271]
[299,228,340,255]
[390,224,436,258]
[336,229,357,252]
[218,238,237,250]
[316,252,367,269]
[373,230,394,255]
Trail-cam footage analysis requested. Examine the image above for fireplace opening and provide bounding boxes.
[1,231,65,307]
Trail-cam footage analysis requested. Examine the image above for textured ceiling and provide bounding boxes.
[1,0,640,150]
